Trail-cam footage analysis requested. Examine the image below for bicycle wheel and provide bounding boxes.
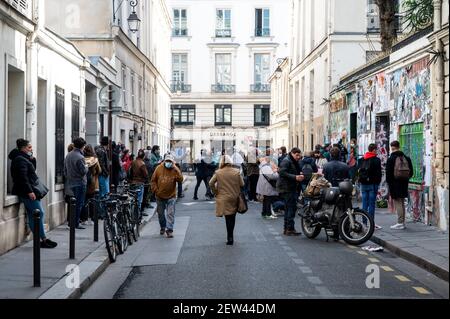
[103,216,117,263]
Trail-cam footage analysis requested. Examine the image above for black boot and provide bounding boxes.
[227,237,234,245]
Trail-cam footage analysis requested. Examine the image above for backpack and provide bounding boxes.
[394,155,411,180]
[302,162,314,181]
[358,159,371,184]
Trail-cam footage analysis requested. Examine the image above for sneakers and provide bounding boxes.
[166,230,174,238]
[160,228,166,235]
[40,239,58,249]
[390,223,406,230]
[193,196,199,201]
[375,224,383,230]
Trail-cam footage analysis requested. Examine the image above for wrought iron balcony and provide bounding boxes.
[172,28,188,37]
[215,28,232,37]
[255,28,270,37]
[251,84,271,93]
[171,82,191,93]
[212,84,235,93]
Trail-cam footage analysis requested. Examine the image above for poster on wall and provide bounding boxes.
[375,116,390,205]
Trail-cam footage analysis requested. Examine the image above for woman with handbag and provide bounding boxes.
[256,157,280,220]
[9,139,57,248]
[209,155,244,246]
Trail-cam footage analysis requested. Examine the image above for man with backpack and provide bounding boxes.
[386,141,413,230]
[357,144,382,229]
[299,151,318,193]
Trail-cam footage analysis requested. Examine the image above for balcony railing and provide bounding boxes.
[4,0,31,18]
[172,28,188,37]
[251,83,271,93]
[212,84,235,93]
[215,29,232,37]
[255,28,270,37]
[171,82,191,93]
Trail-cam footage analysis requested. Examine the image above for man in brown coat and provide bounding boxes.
[151,154,184,238]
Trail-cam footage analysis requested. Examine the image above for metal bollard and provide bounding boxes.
[92,198,99,242]
[33,209,41,287]
[69,197,76,259]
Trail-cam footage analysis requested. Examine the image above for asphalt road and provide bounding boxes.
[83,177,449,299]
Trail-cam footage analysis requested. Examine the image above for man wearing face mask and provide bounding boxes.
[151,154,184,238]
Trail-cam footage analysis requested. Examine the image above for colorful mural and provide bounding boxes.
[375,116,390,205]
[329,110,349,144]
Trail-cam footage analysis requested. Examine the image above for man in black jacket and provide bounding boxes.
[277,148,305,236]
[95,136,110,197]
[386,141,414,230]
[9,139,57,248]
[323,147,350,187]
[358,143,382,229]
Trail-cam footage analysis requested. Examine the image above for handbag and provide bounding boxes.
[32,178,49,200]
[236,191,248,214]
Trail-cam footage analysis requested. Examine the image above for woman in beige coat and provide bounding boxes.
[209,155,244,245]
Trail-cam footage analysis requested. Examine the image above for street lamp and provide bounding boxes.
[127,0,141,33]
[275,58,286,79]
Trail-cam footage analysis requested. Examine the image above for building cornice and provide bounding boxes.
[0,1,35,35]
[289,37,328,79]
[207,43,240,48]
[245,42,280,48]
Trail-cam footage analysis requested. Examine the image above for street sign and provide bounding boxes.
[99,84,122,106]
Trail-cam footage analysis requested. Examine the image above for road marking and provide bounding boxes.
[182,202,197,206]
[357,251,368,256]
[299,266,313,274]
[275,236,283,241]
[368,258,380,263]
[270,232,279,236]
[380,266,394,272]
[395,275,411,282]
[307,276,323,285]
[315,286,333,297]
[282,246,293,251]
[252,232,267,242]
[413,287,431,295]
[292,258,305,265]
[287,252,298,258]
[279,241,288,246]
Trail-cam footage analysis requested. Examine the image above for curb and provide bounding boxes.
[371,235,449,282]
[39,207,157,299]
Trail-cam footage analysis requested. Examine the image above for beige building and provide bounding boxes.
[45,0,172,153]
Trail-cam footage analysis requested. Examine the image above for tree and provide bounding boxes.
[376,0,398,53]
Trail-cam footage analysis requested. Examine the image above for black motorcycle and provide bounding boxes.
[297,180,375,246]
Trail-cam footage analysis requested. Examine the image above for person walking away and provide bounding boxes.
[64,137,88,229]
[151,154,183,238]
[323,147,350,187]
[257,157,280,219]
[358,143,382,229]
[130,150,149,215]
[278,146,288,167]
[386,141,413,230]
[9,139,57,248]
[95,137,110,197]
[246,147,260,202]
[80,145,102,225]
[193,150,212,200]
[348,138,359,182]
[209,155,245,245]
[205,151,217,198]
[299,151,318,193]
[277,148,305,236]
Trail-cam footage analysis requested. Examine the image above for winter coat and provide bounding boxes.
[323,160,350,187]
[209,166,244,217]
[357,152,382,185]
[9,149,39,198]
[386,151,414,199]
[277,154,301,194]
[111,149,122,186]
[64,149,88,188]
[194,157,210,178]
[151,163,183,200]
[85,156,102,195]
[130,158,149,185]
[150,152,162,170]
[95,146,109,177]
[278,153,287,167]
[299,156,318,185]
[256,164,279,196]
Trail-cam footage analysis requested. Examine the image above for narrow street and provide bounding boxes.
[82,179,448,299]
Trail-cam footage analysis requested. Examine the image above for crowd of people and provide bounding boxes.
[7,133,413,248]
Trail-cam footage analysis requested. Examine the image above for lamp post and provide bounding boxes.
[113,0,141,33]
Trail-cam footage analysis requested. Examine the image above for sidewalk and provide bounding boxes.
[371,209,449,282]
[0,207,156,299]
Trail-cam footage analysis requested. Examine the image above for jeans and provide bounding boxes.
[272,200,285,212]
[360,184,379,222]
[20,197,46,240]
[157,197,177,231]
[281,192,298,231]
[71,184,87,227]
[98,175,110,198]
[135,184,144,211]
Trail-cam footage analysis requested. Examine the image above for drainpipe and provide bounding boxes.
[432,0,447,230]
[25,0,41,145]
